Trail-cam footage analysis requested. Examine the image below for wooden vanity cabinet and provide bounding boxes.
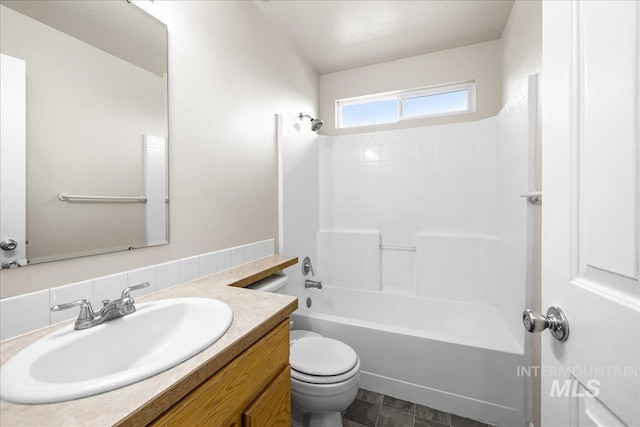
[243,366,290,427]
[149,320,290,427]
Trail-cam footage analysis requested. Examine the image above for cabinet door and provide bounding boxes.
[227,415,242,427]
[149,321,289,427]
[243,365,291,427]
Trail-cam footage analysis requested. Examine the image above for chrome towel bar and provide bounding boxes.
[379,244,417,252]
[58,193,147,203]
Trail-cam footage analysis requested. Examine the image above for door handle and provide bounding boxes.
[522,306,570,341]
[0,238,18,251]
[1,260,21,269]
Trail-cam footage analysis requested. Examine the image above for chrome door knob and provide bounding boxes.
[0,239,18,251]
[1,260,21,269]
[522,306,570,341]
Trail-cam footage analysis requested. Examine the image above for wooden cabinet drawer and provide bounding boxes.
[243,365,291,427]
[150,320,289,427]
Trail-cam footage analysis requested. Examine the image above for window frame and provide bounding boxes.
[336,81,476,129]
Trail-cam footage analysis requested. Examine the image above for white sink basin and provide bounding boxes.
[0,297,233,404]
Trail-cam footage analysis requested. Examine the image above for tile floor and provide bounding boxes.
[342,389,491,427]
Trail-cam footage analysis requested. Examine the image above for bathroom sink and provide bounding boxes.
[0,297,233,404]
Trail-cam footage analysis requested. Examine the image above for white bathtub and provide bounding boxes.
[291,286,526,427]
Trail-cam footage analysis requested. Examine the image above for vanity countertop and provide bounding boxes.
[0,255,298,426]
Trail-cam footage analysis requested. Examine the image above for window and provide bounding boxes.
[337,82,475,129]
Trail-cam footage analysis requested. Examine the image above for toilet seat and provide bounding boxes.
[291,357,361,385]
[290,337,360,385]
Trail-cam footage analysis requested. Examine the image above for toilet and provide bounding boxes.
[290,330,360,427]
[247,275,361,427]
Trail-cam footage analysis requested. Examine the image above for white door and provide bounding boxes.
[541,1,640,426]
[0,53,27,267]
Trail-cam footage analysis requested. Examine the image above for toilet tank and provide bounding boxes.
[245,272,288,293]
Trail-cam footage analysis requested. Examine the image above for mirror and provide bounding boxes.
[0,0,168,267]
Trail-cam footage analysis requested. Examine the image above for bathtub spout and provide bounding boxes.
[305,279,322,289]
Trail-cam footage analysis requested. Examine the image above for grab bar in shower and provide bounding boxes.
[379,244,417,252]
[58,193,147,203]
[519,191,542,203]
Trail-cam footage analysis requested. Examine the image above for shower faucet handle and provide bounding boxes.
[302,256,314,277]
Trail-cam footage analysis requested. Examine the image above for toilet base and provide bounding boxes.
[292,406,343,427]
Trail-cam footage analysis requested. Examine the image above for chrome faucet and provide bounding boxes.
[304,279,322,290]
[51,282,150,330]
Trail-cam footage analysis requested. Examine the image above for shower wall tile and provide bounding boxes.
[496,79,535,343]
[397,251,416,288]
[477,196,498,235]
[319,154,335,214]
[478,118,498,175]
[318,89,532,331]
[318,230,380,291]
[434,175,478,196]
[320,118,504,299]
[499,239,527,284]
[435,138,478,175]
[416,234,497,306]
[498,266,526,344]
[477,173,497,196]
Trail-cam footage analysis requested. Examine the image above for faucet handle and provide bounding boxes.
[120,282,150,300]
[51,299,96,322]
[302,256,315,277]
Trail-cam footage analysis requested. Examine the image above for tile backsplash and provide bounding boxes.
[0,239,274,341]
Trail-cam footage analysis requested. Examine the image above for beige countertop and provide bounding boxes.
[0,255,298,427]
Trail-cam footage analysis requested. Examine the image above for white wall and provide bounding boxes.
[501,0,542,105]
[0,1,319,299]
[278,114,319,302]
[320,40,502,136]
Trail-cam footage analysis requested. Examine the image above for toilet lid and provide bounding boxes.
[290,330,322,346]
[290,337,358,377]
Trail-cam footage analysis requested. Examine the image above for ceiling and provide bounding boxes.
[2,0,167,76]
[255,0,514,75]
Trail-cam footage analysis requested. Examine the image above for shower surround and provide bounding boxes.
[280,77,536,426]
